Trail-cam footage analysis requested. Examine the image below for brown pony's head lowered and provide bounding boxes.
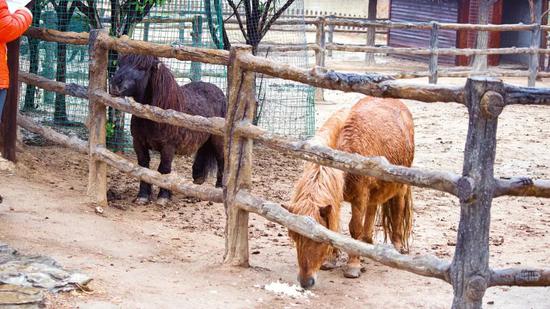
[288,108,349,289]
[288,163,345,289]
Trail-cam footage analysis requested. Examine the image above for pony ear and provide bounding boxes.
[319,204,332,219]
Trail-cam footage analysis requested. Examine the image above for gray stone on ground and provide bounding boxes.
[0,243,91,307]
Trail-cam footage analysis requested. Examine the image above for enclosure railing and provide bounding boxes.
[128,14,550,102]
[17,27,550,309]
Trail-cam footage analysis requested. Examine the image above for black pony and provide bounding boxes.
[110,54,226,205]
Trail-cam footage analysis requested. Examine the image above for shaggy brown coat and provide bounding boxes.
[289,96,415,289]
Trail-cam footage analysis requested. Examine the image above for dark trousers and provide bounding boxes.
[0,89,6,125]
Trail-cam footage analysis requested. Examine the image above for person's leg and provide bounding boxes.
[0,89,7,125]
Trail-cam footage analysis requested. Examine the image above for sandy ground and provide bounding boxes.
[1,83,550,308]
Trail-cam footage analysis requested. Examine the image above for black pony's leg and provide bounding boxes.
[212,136,225,188]
[135,142,152,204]
[157,146,176,204]
[192,142,210,185]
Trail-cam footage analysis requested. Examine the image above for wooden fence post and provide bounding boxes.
[87,29,109,206]
[528,24,541,87]
[327,15,335,57]
[450,77,505,309]
[223,45,256,267]
[365,0,378,64]
[1,38,21,162]
[315,17,326,102]
[429,21,440,84]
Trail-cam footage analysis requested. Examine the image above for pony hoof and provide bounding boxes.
[393,243,408,254]
[320,260,339,271]
[156,197,170,207]
[134,197,150,205]
[193,177,206,185]
[343,266,362,279]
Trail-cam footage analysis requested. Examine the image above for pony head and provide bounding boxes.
[110,54,161,99]
[288,163,344,289]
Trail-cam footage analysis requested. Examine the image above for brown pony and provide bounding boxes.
[110,54,226,205]
[288,97,415,289]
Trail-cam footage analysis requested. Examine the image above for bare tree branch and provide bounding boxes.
[226,0,249,42]
[258,0,273,32]
[223,0,243,22]
[260,0,296,39]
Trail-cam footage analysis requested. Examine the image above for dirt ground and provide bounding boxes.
[1,80,550,308]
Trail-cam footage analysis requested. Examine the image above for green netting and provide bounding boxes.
[18,0,314,153]
[222,0,315,138]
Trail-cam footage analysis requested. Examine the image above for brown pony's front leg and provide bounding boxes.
[344,188,368,279]
[134,141,152,205]
[157,146,176,206]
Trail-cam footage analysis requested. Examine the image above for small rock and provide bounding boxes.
[95,206,104,215]
[487,301,495,305]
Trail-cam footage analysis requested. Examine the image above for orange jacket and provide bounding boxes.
[0,0,32,89]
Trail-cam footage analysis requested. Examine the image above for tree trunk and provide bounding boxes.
[1,39,21,161]
[53,3,73,125]
[54,41,68,124]
[23,4,42,111]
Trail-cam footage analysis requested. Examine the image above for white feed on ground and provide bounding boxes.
[257,281,316,299]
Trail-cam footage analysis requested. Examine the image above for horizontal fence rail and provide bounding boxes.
[16,28,550,309]
[21,70,550,200]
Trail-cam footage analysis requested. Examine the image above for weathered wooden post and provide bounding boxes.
[87,29,109,206]
[429,21,440,84]
[315,17,326,101]
[365,0,378,64]
[1,39,21,162]
[190,15,203,82]
[223,45,256,266]
[528,21,541,86]
[450,77,505,309]
[327,15,335,57]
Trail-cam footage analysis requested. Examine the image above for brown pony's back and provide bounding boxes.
[337,97,414,167]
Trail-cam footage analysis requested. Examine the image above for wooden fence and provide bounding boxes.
[16,27,550,309]
[134,14,550,102]
[269,17,548,101]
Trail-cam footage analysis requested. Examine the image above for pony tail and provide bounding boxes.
[192,138,218,185]
[381,186,413,254]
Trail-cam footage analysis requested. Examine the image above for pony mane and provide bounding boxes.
[119,54,185,111]
[288,108,350,233]
[118,54,159,70]
[289,163,344,232]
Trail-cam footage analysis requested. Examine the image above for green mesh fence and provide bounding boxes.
[221,0,315,138]
[19,0,315,153]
